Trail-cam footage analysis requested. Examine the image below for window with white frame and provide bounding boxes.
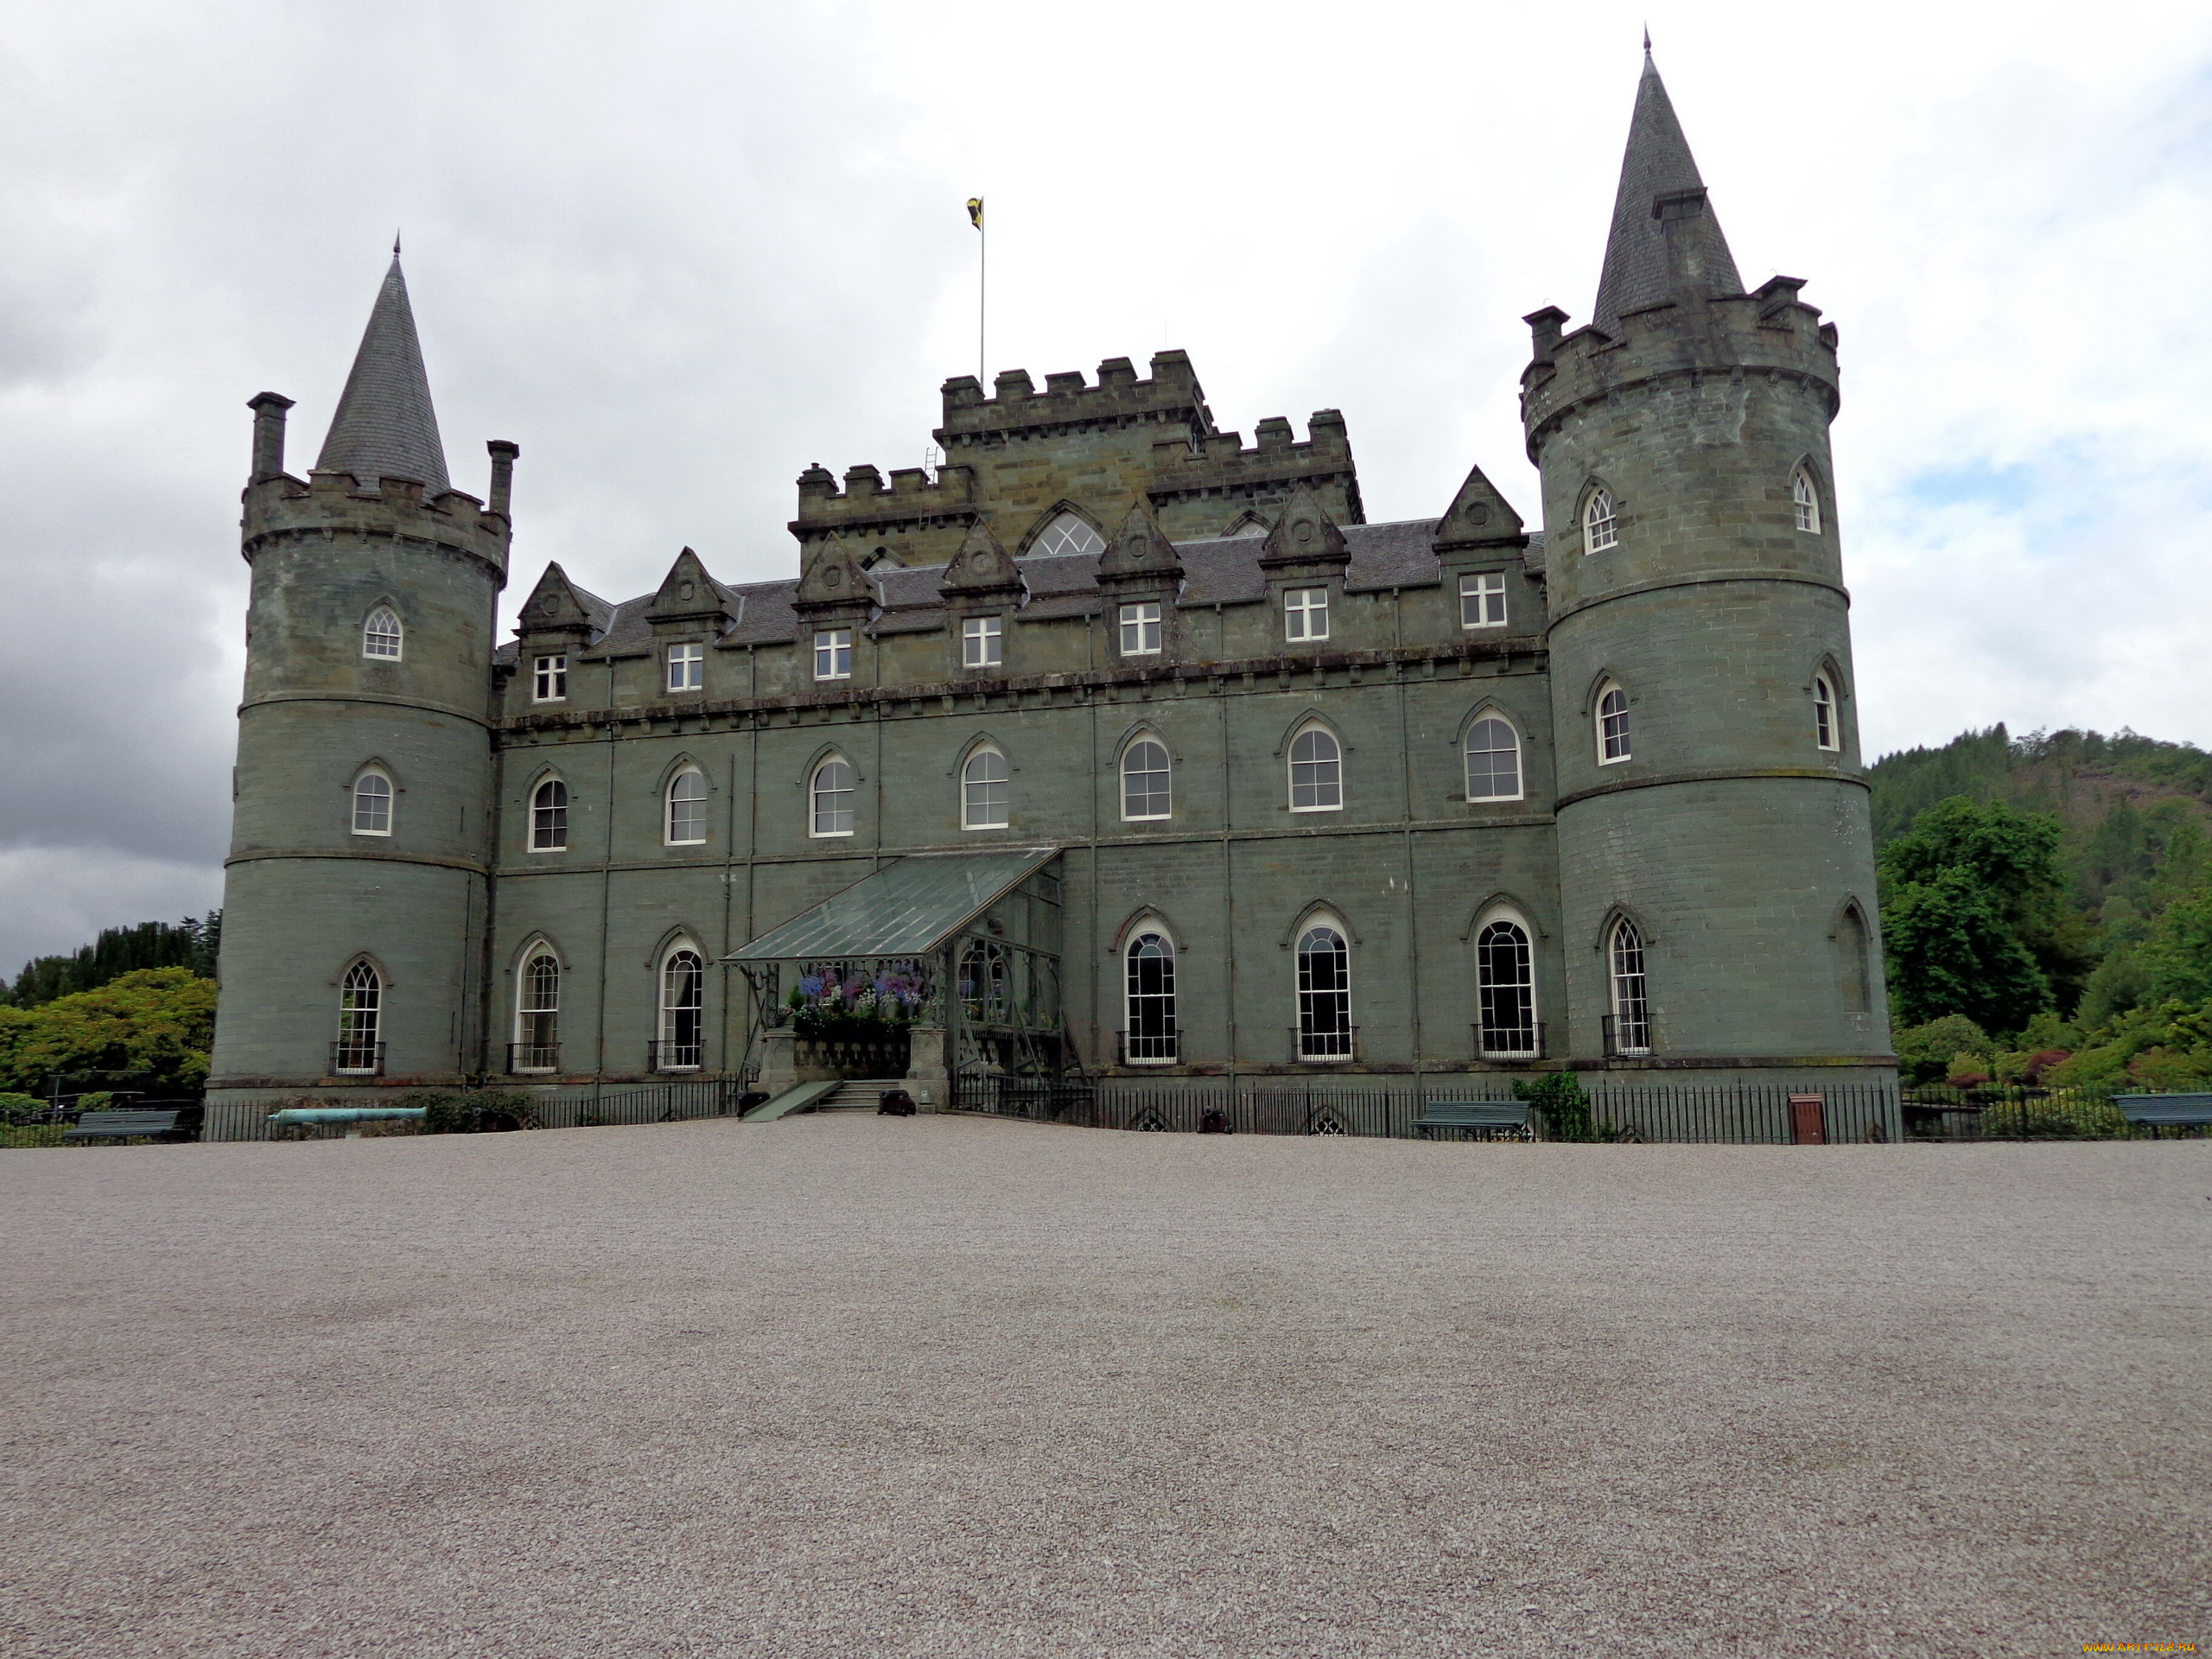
[1464,715,1522,802]
[1118,601,1162,656]
[963,615,1003,668]
[530,779,569,851]
[362,606,403,659]
[1284,587,1329,641]
[335,961,382,1072]
[1814,672,1839,751]
[1033,512,1105,557]
[1296,920,1352,1060]
[1289,726,1342,811]
[513,950,559,1071]
[1608,918,1651,1054]
[962,746,1009,829]
[1121,737,1171,821]
[810,756,855,836]
[1793,468,1821,533]
[813,628,853,681]
[657,945,704,1070]
[1460,572,1507,629]
[351,768,393,836]
[1124,932,1178,1063]
[1476,916,1538,1056]
[1596,683,1630,764]
[665,642,704,692]
[1584,488,1618,553]
[665,768,708,845]
[532,653,568,702]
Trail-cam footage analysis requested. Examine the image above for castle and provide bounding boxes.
[203,54,1894,1138]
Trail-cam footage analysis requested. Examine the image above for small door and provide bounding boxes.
[1789,1094,1827,1145]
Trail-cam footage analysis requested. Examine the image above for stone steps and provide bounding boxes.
[810,1079,911,1114]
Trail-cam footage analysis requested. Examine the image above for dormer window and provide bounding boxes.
[532,654,568,702]
[814,628,853,681]
[1460,573,1507,629]
[963,615,1002,669]
[1118,602,1162,656]
[1033,512,1104,557]
[1793,468,1821,533]
[1284,588,1329,642]
[665,643,704,693]
[362,607,403,659]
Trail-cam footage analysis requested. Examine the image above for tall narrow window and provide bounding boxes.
[962,746,1009,829]
[1119,601,1162,656]
[1288,726,1342,811]
[351,769,393,836]
[1840,906,1872,1016]
[362,607,403,659]
[1464,716,1522,803]
[1460,573,1507,629]
[810,756,855,836]
[958,939,1009,1024]
[335,962,382,1073]
[1296,922,1352,1060]
[1584,489,1618,553]
[1284,588,1329,641]
[1033,512,1104,557]
[532,654,568,702]
[1793,468,1821,533]
[1814,673,1839,751]
[1596,683,1630,764]
[963,615,1003,668]
[1122,737,1171,821]
[814,628,853,681]
[665,768,708,845]
[1124,933,1178,1063]
[1608,918,1651,1055]
[665,643,705,692]
[531,779,569,851]
[514,952,559,1072]
[1476,918,1537,1056]
[657,947,704,1070]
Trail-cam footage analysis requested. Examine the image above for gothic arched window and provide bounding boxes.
[1793,468,1821,534]
[1814,673,1840,751]
[1122,737,1172,821]
[531,779,569,851]
[665,768,708,846]
[1124,932,1178,1063]
[335,962,382,1074]
[1476,917,1538,1056]
[1295,919,1352,1060]
[962,745,1009,830]
[362,606,403,660]
[810,756,855,837]
[514,950,560,1071]
[1465,715,1522,803]
[351,768,393,836]
[1839,906,1872,1016]
[657,945,704,1071]
[1032,512,1104,558]
[1288,725,1342,812]
[1583,489,1618,553]
[1596,683,1630,765]
[1607,918,1651,1055]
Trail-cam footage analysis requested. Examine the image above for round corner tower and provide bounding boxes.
[205,255,518,1138]
[1526,54,1892,1081]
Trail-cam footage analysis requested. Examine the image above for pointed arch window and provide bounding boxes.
[1814,673,1840,751]
[334,962,382,1074]
[351,768,393,836]
[1288,725,1342,812]
[531,779,569,851]
[656,945,704,1071]
[1839,906,1872,1016]
[1465,715,1522,803]
[1793,468,1821,533]
[1476,917,1538,1057]
[665,768,708,846]
[362,607,403,660]
[1583,489,1618,554]
[1122,737,1172,821]
[1596,683,1630,765]
[1033,512,1104,558]
[1296,919,1353,1061]
[810,756,855,836]
[1124,932,1178,1063]
[513,950,560,1072]
[1606,918,1651,1056]
[962,745,1009,830]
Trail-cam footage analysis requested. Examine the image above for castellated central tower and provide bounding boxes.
[206,256,517,1137]
[1526,52,1889,1069]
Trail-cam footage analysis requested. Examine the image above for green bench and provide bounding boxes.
[1410,1101,1530,1140]
[62,1107,204,1143]
[2113,1094,2212,1132]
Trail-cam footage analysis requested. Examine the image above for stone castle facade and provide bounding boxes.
[204,55,1894,1136]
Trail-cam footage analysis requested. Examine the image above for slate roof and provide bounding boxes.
[1592,53,1744,332]
[315,255,452,493]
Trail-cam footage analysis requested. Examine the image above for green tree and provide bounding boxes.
[0,914,220,1008]
[0,968,218,1096]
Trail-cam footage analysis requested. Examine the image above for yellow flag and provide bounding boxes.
[966,197,983,231]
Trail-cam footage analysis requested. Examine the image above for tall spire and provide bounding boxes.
[315,251,450,493]
[1592,53,1743,332]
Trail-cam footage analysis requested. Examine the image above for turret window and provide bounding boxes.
[1814,673,1840,751]
[1793,469,1821,533]
[665,643,704,693]
[814,629,853,681]
[531,779,569,851]
[1033,512,1104,558]
[1288,725,1343,812]
[1607,918,1651,1055]
[666,768,708,846]
[963,615,1003,668]
[656,945,704,1071]
[1596,683,1630,764]
[1584,490,1618,553]
[1121,738,1172,821]
[335,962,382,1074]
[513,951,560,1073]
[1118,602,1162,656]
[1460,573,1507,629]
[962,745,1010,830]
[351,769,393,836]
[1464,716,1522,803]
[810,756,855,837]
[362,607,403,659]
[1284,588,1329,641]
[532,654,568,702]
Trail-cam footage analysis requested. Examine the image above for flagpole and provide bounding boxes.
[978,213,987,386]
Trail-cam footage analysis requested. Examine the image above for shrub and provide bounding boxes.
[407,1089,537,1135]
[1513,1072,1596,1142]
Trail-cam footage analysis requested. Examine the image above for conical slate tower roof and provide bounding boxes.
[1592,52,1743,331]
[315,253,450,493]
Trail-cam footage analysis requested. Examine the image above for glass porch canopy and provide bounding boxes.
[725,847,1061,963]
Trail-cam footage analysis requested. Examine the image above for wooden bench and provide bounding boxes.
[62,1107,203,1143]
[1410,1101,1530,1140]
[2113,1094,2212,1133]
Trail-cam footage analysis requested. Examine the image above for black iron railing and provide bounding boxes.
[1473,1021,1545,1060]
[1600,1014,1652,1058]
[506,1042,559,1073]
[647,1039,702,1072]
[1116,1028,1179,1065]
[330,1041,385,1076]
[1291,1025,1358,1063]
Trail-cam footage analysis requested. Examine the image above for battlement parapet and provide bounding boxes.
[790,462,977,536]
[1147,410,1358,507]
[241,470,512,575]
[936,350,1215,444]
[1520,279,1840,456]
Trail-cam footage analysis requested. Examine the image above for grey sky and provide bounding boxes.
[3,0,2210,971]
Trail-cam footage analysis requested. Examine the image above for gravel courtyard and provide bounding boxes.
[3,1117,2205,1658]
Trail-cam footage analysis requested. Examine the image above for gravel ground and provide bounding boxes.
[2,1117,2206,1659]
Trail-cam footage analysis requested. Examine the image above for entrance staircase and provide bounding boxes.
[742,1077,912,1122]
